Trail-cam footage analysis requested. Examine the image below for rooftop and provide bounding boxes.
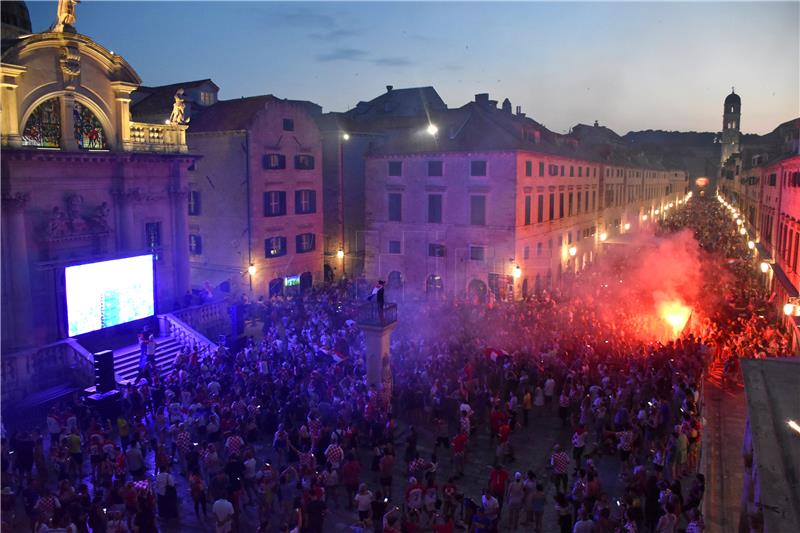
[741,357,800,533]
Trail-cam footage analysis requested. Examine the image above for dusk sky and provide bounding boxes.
[27,1,800,135]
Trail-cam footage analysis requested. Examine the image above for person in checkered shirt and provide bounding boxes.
[324,437,344,470]
[550,444,571,494]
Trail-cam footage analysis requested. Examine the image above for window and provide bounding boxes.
[388,193,402,221]
[578,167,583,177]
[570,166,574,177]
[428,194,443,223]
[265,236,287,258]
[388,161,402,176]
[524,195,531,225]
[73,101,107,150]
[471,160,487,176]
[389,240,402,254]
[188,190,201,216]
[428,244,446,257]
[282,118,294,131]
[560,165,565,176]
[539,162,545,177]
[263,154,286,170]
[199,91,214,106]
[537,195,544,223]
[295,190,316,214]
[549,164,558,177]
[549,193,555,221]
[585,191,590,212]
[524,246,530,260]
[536,242,543,256]
[592,190,596,211]
[559,192,564,218]
[568,192,574,216]
[525,161,532,177]
[264,191,287,217]
[22,97,61,148]
[295,233,315,253]
[769,173,777,187]
[470,246,485,261]
[145,222,161,250]
[294,155,315,170]
[470,195,486,225]
[428,160,443,176]
[189,234,202,255]
[577,191,582,213]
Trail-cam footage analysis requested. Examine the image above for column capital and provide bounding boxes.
[2,192,30,211]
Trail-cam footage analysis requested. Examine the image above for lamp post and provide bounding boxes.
[247,263,255,291]
[339,131,349,277]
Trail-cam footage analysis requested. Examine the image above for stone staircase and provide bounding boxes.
[112,336,184,382]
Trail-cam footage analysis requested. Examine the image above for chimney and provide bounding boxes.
[475,93,489,105]
[386,85,393,93]
[501,98,512,113]
[488,100,498,109]
[515,105,521,115]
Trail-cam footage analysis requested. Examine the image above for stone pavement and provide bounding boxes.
[702,362,747,533]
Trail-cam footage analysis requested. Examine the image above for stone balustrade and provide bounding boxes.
[1,339,94,405]
[159,313,219,359]
[172,301,230,341]
[128,121,188,153]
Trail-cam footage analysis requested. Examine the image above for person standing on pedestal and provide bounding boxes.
[367,280,386,322]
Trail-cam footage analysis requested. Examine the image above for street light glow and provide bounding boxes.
[760,262,770,273]
[427,123,439,136]
[789,420,800,435]
[784,303,795,316]
[569,246,577,257]
[739,227,747,235]
[342,133,350,141]
[513,265,522,279]
[642,214,648,221]
[337,249,345,259]
[599,232,608,242]
[247,264,256,276]
[623,223,631,231]
[747,241,755,250]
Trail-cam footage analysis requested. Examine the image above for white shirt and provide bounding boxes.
[212,498,234,533]
[155,472,174,496]
[544,379,556,396]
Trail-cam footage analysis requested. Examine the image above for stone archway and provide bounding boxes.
[468,279,487,304]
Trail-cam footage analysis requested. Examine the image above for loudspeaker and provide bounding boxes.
[93,350,116,393]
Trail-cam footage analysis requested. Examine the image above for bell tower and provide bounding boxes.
[720,88,741,166]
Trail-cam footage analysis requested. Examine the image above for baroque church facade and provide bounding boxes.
[1,2,196,352]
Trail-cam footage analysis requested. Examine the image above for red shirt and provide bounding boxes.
[341,460,361,486]
[452,433,468,455]
[498,424,511,444]
[489,468,508,496]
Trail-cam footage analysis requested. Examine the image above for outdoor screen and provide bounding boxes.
[65,255,155,336]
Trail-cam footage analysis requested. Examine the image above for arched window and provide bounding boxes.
[22,98,61,148]
[73,101,107,150]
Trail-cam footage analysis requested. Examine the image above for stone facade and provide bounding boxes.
[1,27,194,352]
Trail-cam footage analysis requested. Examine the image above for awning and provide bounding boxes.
[771,262,799,298]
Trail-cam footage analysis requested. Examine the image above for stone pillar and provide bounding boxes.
[0,65,26,147]
[60,93,79,151]
[111,188,140,250]
[110,82,137,150]
[168,180,190,308]
[362,322,397,391]
[2,193,34,349]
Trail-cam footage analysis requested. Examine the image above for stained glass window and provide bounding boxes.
[22,98,61,148]
[73,101,107,150]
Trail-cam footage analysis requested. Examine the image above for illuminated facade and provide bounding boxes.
[1,14,195,352]
[363,93,688,301]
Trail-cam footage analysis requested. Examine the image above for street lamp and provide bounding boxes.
[760,261,770,273]
[623,223,631,231]
[739,227,747,236]
[342,132,350,141]
[427,123,439,136]
[568,246,577,257]
[642,214,648,221]
[599,232,608,242]
[337,249,344,259]
[513,265,522,279]
[784,303,795,316]
[747,240,755,250]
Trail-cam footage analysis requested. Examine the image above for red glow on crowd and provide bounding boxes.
[658,299,693,338]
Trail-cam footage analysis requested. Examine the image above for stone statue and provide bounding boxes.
[53,0,79,32]
[47,206,69,239]
[90,201,110,232]
[169,88,190,125]
[65,193,88,233]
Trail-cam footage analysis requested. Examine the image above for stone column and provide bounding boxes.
[2,193,33,349]
[60,94,79,151]
[0,65,26,147]
[168,181,190,308]
[111,188,140,251]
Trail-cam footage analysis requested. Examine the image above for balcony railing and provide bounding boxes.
[128,122,188,153]
[356,302,397,327]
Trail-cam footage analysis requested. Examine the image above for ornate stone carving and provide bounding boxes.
[53,0,79,32]
[43,194,111,241]
[2,192,30,211]
[169,89,190,125]
[59,46,81,87]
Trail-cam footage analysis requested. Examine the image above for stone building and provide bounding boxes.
[1,7,195,353]
[131,84,325,297]
[361,92,688,301]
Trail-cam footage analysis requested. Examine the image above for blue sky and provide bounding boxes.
[26,1,799,135]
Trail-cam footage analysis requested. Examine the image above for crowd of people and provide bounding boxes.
[1,196,789,533]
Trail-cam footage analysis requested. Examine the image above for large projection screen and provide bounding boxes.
[65,255,155,336]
